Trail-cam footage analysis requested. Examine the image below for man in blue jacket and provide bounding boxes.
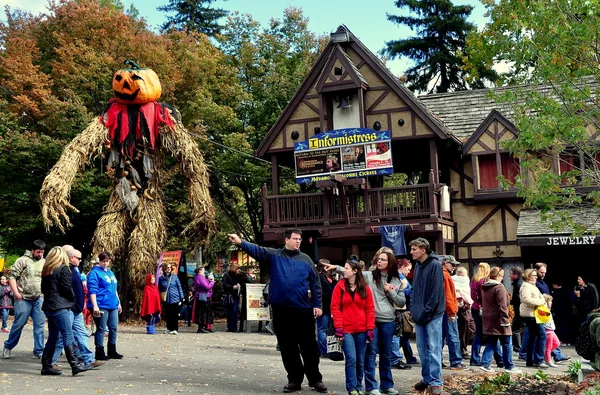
[229,229,327,394]
[409,238,445,395]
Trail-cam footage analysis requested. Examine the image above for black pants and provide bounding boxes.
[164,303,180,331]
[272,304,322,385]
[511,315,523,350]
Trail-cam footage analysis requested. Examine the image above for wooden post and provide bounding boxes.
[262,184,270,228]
[271,154,280,195]
[429,169,438,218]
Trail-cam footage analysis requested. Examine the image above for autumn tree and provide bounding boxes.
[158,0,228,37]
[465,0,600,231]
[383,0,496,93]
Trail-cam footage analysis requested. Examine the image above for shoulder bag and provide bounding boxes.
[161,275,172,302]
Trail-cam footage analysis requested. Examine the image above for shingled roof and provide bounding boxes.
[418,76,600,141]
[517,208,600,237]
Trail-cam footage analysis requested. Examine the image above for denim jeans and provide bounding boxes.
[365,321,395,391]
[519,326,558,361]
[52,312,94,366]
[415,314,443,387]
[93,308,119,347]
[442,314,462,366]
[523,317,546,365]
[226,298,239,332]
[44,309,75,351]
[3,298,45,354]
[391,335,403,365]
[316,314,329,355]
[401,333,417,362]
[342,332,368,392]
[1,308,9,329]
[470,308,483,365]
[482,335,514,369]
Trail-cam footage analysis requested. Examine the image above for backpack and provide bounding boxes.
[575,317,598,361]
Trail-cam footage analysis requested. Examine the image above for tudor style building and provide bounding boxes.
[254,25,600,284]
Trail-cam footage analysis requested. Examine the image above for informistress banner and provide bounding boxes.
[245,284,270,321]
[294,128,393,184]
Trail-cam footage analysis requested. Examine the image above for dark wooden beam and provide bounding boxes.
[271,154,279,195]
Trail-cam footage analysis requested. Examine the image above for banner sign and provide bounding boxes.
[156,250,183,280]
[294,128,393,184]
[245,283,270,321]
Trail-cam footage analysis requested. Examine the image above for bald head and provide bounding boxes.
[68,249,82,267]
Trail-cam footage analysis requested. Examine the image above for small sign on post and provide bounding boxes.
[245,284,270,333]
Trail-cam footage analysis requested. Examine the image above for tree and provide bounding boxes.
[383,0,496,93]
[158,0,228,37]
[464,0,600,232]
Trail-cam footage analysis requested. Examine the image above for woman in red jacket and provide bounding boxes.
[331,256,375,395]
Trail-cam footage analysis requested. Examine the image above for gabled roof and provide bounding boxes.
[419,76,600,141]
[517,208,600,237]
[315,44,368,93]
[255,25,460,158]
[462,109,518,154]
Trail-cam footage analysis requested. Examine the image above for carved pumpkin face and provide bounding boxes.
[112,66,161,104]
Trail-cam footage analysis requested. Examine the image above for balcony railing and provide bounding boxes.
[262,173,447,228]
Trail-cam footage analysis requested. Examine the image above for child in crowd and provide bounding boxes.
[141,274,162,334]
[0,275,13,333]
[543,294,560,367]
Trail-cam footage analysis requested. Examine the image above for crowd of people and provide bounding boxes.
[1,240,122,376]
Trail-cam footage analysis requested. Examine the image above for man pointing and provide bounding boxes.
[229,229,327,393]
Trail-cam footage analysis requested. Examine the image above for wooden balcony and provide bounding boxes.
[262,172,451,234]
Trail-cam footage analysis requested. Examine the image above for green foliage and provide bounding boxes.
[158,0,228,37]
[567,360,582,381]
[534,369,550,381]
[473,373,512,395]
[464,0,600,225]
[383,0,497,93]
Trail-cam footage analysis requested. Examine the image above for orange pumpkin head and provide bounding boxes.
[112,60,162,104]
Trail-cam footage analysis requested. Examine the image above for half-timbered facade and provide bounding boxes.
[255,25,600,283]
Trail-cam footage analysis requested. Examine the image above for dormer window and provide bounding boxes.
[475,152,519,191]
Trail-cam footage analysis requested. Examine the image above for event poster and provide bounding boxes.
[294,128,393,184]
[156,250,183,280]
[245,283,270,321]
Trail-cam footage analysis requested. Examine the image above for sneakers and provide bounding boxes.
[449,364,470,371]
[429,386,447,395]
[555,356,571,362]
[380,388,398,395]
[310,381,327,393]
[0,328,8,333]
[283,382,301,393]
[533,362,549,369]
[1,348,10,359]
[52,364,62,371]
[546,361,559,368]
[366,391,381,395]
[33,353,42,359]
[349,391,359,395]
[505,367,523,373]
[480,366,494,373]
[171,330,178,335]
[392,361,412,369]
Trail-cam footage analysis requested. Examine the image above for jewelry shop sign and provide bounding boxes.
[294,128,394,184]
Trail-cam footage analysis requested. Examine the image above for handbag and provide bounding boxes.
[401,310,415,336]
[535,304,551,324]
[197,293,208,302]
[221,293,235,307]
[326,326,344,361]
[161,275,173,302]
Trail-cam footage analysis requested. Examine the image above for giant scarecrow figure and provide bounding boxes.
[40,60,215,301]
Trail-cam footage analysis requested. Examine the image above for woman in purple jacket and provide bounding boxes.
[193,267,215,333]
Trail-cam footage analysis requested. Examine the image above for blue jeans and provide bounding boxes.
[93,308,118,347]
[470,308,483,365]
[365,321,395,391]
[1,308,9,329]
[415,314,443,387]
[3,298,45,354]
[520,326,565,361]
[482,335,514,370]
[44,309,75,352]
[401,333,417,362]
[442,314,462,366]
[391,335,403,364]
[523,317,546,365]
[316,314,329,355]
[342,332,368,392]
[52,312,94,366]
[226,298,239,332]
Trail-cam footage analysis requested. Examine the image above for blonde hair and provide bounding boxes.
[522,268,537,282]
[455,267,468,277]
[543,294,553,304]
[489,267,504,280]
[472,262,490,283]
[42,247,69,276]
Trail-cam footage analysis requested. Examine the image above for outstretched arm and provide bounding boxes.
[160,119,215,241]
[40,118,108,232]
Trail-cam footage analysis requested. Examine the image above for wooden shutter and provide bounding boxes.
[478,155,498,189]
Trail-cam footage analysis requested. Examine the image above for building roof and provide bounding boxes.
[517,208,600,237]
[419,76,599,141]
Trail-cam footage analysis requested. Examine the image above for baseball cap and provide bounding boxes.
[439,255,461,266]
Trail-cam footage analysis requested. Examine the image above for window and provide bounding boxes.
[477,153,519,190]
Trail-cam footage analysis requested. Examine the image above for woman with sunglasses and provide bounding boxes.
[519,268,548,368]
[324,247,405,395]
[331,256,375,395]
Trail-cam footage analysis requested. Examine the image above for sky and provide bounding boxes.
[0,0,489,76]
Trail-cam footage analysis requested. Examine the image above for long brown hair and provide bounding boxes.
[42,247,69,276]
[373,250,399,286]
[344,255,367,299]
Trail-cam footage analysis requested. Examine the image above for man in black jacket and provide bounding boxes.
[510,266,524,352]
[51,249,104,370]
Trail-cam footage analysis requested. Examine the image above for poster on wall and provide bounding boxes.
[294,128,393,184]
[155,250,183,280]
[245,283,270,321]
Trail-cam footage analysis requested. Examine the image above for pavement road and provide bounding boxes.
[0,320,576,395]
